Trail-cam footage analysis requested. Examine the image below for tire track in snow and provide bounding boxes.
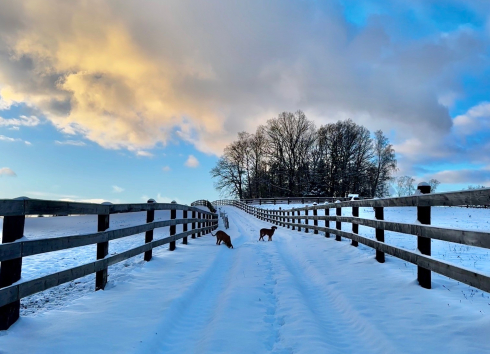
[274,237,399,353]
[136,236,241,354]
[228,208,291,354]
[229,207,399,353]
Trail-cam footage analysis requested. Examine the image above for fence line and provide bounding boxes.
[240,196,357,205]
[0,198,218,330]
[215,185,490,294]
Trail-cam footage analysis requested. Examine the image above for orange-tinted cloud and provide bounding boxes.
[0,0,488,158]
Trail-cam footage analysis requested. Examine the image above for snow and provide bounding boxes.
[1,206,490,353]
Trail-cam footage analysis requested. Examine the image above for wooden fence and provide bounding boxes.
[0,198,218,330]
[191,199,217,213]
[240,196,359,205]
[216,185,490,295]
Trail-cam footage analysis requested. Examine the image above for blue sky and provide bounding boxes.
[1,0,490,203]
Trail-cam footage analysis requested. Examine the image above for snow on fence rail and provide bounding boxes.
[191,199,217,213]
[240,196,358,205]
[0,198,218,330]
[215,185,490,295]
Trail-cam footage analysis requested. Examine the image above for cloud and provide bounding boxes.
[0,97,11,110]
[0,0,488,160]
[55,140,86,146]
[112,185,124,193]
[453,102,490,136]
[184,155,199,168]
[0,115,40,127]
[0,134,31,145]
[27,190,120,203]
[162,165,171,172]
[431,168,490,186]
[136,150,154,157]
[0,167,16,176]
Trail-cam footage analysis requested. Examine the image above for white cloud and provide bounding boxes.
[0,96,12,110]
[0,115,40,127]
[0,135,18,142]
[136,150,154,157]
[55,140,86,146]
[184,155,199,168]
[0,0,483,158]
[453,102,490,135]
[430,167,490,186]
[0,167,16,176]
[0,134,31,145]
[112,185,124,193]
[162,165,171,172]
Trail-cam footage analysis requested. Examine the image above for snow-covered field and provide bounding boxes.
[1,205,490,353]
[258,204,490,275]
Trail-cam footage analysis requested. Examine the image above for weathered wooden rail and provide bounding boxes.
[240,196,357,205]
[191,199,217,213]
[216,185,490,294]
[0,198,218,330]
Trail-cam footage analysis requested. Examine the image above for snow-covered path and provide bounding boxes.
[1,206,490,353]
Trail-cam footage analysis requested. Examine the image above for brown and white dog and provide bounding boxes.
[211,230,234,248]
[259,226,277,241]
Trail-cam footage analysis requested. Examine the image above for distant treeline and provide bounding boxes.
[211,110,397,199]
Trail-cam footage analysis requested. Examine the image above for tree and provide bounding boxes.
[428,179,440,193]
[265,110,316,196]
[395,176,416,197]
[210,157,244,198]
[210,111,398,199]
[369,130,397,197]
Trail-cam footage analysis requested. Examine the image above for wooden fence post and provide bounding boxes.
[325,208,330,238]
[192,210,196,238]
[417,182,431,289]
[335,206,341,241]
[374,207,385,263]
[287,210,290,228]
[352,206,359,247]
[144,199,155,261]
[313,207,318,234]
[183,210,188,244]
[292,209,295,230]
[305,208,309,233]
[0,212,25,330]
[297,210,302,232]
[169,208,176,251]
[198,212,202,237]
[96,206,110,290]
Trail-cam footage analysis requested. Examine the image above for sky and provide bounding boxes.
[1,0,490,204]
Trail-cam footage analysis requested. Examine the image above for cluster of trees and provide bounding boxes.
[393,176,440,196]
[211,110,398,199]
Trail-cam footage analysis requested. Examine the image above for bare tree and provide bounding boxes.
[395,176,416,196]
[370,130,397,197]
[428,178,440,193]
[265,110,316,196]
[211,111,398,199]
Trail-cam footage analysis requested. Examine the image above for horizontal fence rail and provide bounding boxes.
[215,186,490,295]
[0,198,218,330]
[190,199,217,213]
[240,196,358,205]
